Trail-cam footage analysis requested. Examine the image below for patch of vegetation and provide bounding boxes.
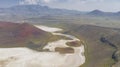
[66,41,82,47]
[55,47,74,54]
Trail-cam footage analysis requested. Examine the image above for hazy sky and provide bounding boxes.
[0,0,120,12]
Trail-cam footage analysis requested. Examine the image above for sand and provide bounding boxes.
[0,25,85,67]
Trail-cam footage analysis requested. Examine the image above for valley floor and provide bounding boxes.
[0,25,85,67]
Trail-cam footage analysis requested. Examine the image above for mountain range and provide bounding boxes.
[0,5,120,17]
[87,10,120,16]
[0,5,82,16]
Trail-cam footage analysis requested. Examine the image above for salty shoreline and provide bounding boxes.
[0,25,85,67]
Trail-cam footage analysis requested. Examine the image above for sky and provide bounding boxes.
[0,0,120,12]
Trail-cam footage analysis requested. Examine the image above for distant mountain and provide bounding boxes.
[0,5,120,17]
[115,11,120,16]
[0,5,120,21]
[0,21,52,48]
[87,10,120,17]
[0,5,81,16]
[88,10,105,15]
[87,10,114,16]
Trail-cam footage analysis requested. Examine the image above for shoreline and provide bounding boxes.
[0,25,85,67]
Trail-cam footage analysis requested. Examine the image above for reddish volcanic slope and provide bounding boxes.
[0,21,51,47]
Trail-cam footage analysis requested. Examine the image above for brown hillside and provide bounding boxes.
[0,21,52,48]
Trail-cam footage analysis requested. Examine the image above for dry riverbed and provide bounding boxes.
[0,25,85,67]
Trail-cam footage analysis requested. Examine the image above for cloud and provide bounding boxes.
[44,0,51,3]
[19,0,87,5]
[18,0,114,5]
[18,0,120,12]
[19,0,58,5]
[19,0,40,5]
[19,0,53,5]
